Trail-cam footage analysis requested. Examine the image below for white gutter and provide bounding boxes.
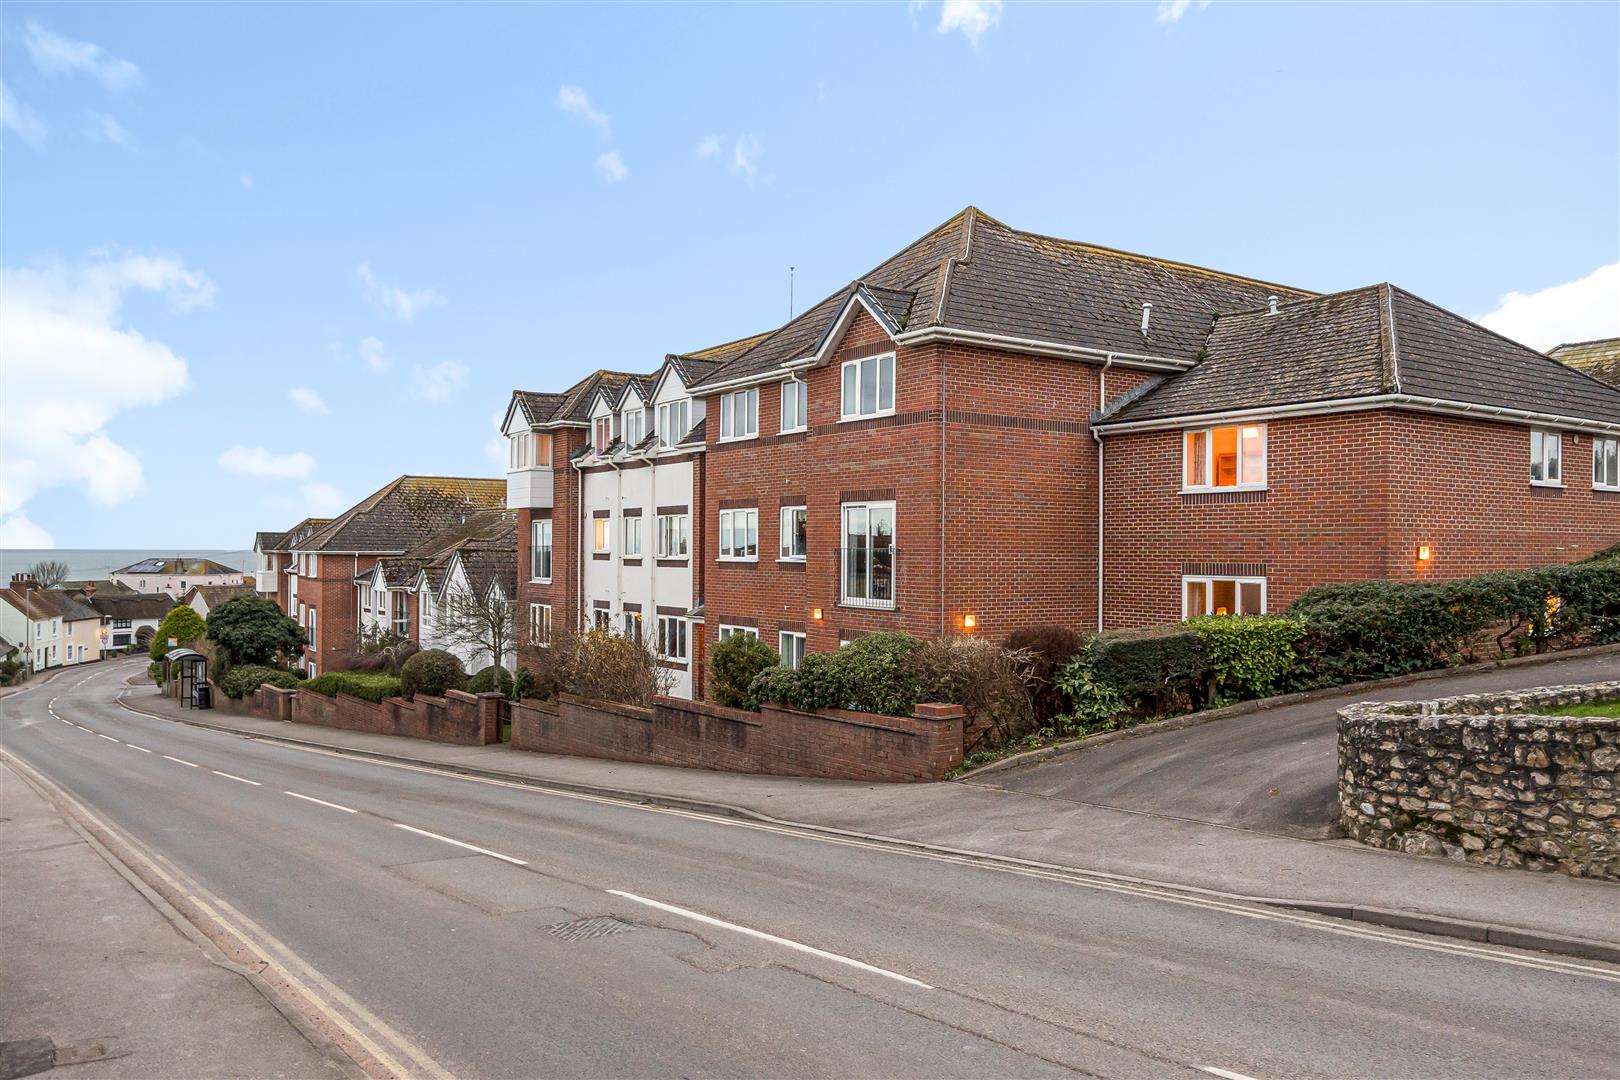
[895,326,1194,372]
[1092,393,1620,438]
[1094,355,1116,633]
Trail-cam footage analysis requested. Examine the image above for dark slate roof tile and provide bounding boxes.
[303,476,507,554]
[1551,338,1620,389]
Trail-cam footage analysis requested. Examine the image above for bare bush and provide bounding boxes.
[910,635,1037,750]
[528,627,674,707]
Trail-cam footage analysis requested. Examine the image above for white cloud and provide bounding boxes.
[409,361,468,402]
[356,263,442,322]
[267,482,346,519]
[359,336,389,372]
[558,84,610,136]
[1,81,46,147]
[24,20,141,93]
[1156,0,1212,25]
[240,171,255,190]
[1474,262,1620,352]
[484,410,507,468]
[218,445,317,480]
[86,112,135,151]
[696,134,722,160]
[0,512,54,548]
[731,136,764,180]
[938,0,1003,45]
[288,387,328,414]
[596,150,628,183]
[0,253,210,528]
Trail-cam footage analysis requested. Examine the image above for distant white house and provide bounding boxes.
[77,586,172,652]
[111,558,247,600]
[183,583,254,619]
[0,575,104,671]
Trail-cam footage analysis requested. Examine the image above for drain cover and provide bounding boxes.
[544,916,634,942]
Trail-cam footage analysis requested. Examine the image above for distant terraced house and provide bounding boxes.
[111,557,246,600]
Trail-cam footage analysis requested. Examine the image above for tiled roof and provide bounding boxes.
[1100,284,1620,427]
[262,518,330,553]
[455,521,518,601]
[689,207,1310,389]
[85,592,174,620]
[1551,338,1620,390]
[302,476,507,554]
[371,509,513,586]
[0,586,102,623]
[254,530,288,551]
[61,579,133,595]
[184,585,253,610]
[114,557,242,577]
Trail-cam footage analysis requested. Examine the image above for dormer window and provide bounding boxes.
[593,416,611,452]
[508,431,552,469]
[623,408,645,447]
[658,399,690,448]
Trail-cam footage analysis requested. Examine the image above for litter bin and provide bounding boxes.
[193,682,213,710]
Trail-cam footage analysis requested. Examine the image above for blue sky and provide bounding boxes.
[2,1,1616,549]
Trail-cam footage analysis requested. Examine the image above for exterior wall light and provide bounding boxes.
[811,607,823,621]
[1417,544,1432,563]
[962,613,976,630]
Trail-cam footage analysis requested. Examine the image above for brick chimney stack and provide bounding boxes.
[83,581,96,598]
[10,573,38,592]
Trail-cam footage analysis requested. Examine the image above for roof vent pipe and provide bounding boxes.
[1140,302,1152,338]
[1267,295,1280,316]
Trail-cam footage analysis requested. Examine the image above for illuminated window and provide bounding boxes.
[1184,424,1266,490]
[1183,576,1266,617]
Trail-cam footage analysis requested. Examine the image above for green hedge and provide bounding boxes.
[300,671,402,703]
[467,665,515,696]
[219,664,300,700]
[1185,615,1305,701]
[750,632,925,717]
[1087,625,1207,716]
[400,649,467,700]
[709,634,779,710]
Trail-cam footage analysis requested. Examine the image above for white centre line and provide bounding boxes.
[163,755,200,768]
[213,770,262,786]
[127,744,152,753]
[96,733,119,743]
[391,823,527,865]
[284,791,357,814]
[1203,1068,1263,1080]
[608,889,933,989]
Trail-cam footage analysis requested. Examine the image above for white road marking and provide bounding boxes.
[57,716,72,724]
[96,733,119,743]
[127,744,152,753]
[609,889,934,989]
[1203,1068,1262,1080]
[213,770,262,786]
[391,823,527,865]
[163,755,199,768]
[283,790,357,814]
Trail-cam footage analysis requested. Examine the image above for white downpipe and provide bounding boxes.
[1094,355,1116,633]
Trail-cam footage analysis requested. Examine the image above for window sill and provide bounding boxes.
[776,556,807,564]
[838,410,896,424]
[1529,481,1566,490]
[1595,484,1620,493]
[838,598,897,611]
[1180,484,1268,495]
[716,434,759,444]
[529,577,553,585]
[717,556,759,564]
[779,426,808,436]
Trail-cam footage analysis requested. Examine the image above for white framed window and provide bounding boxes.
[508,431,552,469]
[623,408,645,447]
[392,592,409,637]
[779,631,806,671]
[1530,429,1563,486]
[624,516,643,557]
[840,352,895,420]
[1184,424,1266,490]
[528,603,552,645]
[657,615,688,662]
[531,518,553,580]
[360,584,372,614]
[719,508,758,560]
[780,379,807,433]
[593,416,612,452]
[717,624,758,642]
[621,611,643,639]
[1594,436,1620,491]
[657,399,690,448]
[593,517,611,554]
[656,514,689,558]
[593,608,611,632]
[779,505,807,561]
[840,501,895,607]
[720,388,759,440]
[1182,576,1266,618]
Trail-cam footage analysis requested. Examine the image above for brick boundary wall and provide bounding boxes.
[251,684,502,746]
[1338,682,1620,879]
[510,693,964,782]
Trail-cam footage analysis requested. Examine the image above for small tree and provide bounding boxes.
[25,560,69,588]
[150,606,207,660]
[709,634,779,710]
[206,595,306,668]
[436,583,517,675]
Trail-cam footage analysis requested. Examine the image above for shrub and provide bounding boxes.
[467,665,515,696]
[344,626,418,673]
[148,659,164,686]
[709,634,779,710]
[910,635,1036,749]
[751,632,925,717]
[1053,648,1126,736]
[219,664,299,700]
[527,629,672,706]
[1004,626,1085,723]
[206,595,306,667]
[1087,625,1207,716]
[300,671,402,703]
[1185,615,1306,702]
[399,649,467,700]
[150,606,207,660]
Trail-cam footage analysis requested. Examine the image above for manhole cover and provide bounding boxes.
[544,916,634,942]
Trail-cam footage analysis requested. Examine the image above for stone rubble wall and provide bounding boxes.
[1338,681,1620,879]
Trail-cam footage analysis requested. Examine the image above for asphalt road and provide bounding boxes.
[984,652,1620,837]
[2,660,1617,1080]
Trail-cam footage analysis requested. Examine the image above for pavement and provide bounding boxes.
[128,654,1620,953]
[0,753,343,1079]
[3,659,1617,1080]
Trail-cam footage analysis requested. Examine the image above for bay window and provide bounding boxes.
[720,389,759,440]
[1184,423,1266,490]
[508,431,552,469]
[841,502,895,607]
[719,508,758,560]
[1183,576,1265,618]
[840,352,895,420]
